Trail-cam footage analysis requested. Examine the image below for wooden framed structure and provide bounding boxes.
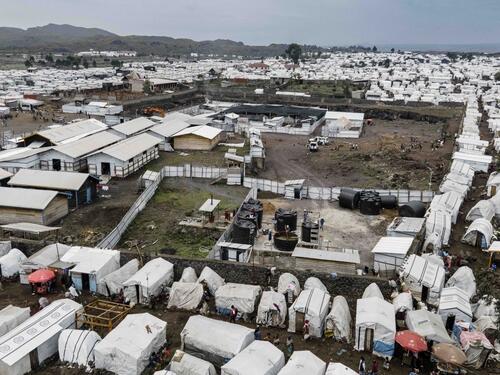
[77,299,131,334]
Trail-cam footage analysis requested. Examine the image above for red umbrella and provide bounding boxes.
[28,269,56,284]
[396,330,428,353]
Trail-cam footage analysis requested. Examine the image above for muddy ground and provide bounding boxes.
[259,113,461,189]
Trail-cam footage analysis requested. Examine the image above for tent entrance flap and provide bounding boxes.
[365,328,374,352]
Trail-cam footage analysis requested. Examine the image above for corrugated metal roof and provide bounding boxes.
[37,119,108,144]
[292,247,360,264]
[53,130,123,158]
[9,169,91,191]
[0,187,59,210]
[371,236,413,255]
[111,117,155,136]
[0,168,12,180]
[93,133,161,161]
[0,147,51,162]
[1,222,61,234]
[173,125,222,140]
[149,119,191,138]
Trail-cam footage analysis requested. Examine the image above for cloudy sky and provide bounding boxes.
[1,0,498,46]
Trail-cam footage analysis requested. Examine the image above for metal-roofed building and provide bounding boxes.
[172,125,223,150]
[8,169,98,208]
[148,119,192,151]
[87,133,161,177]
[0,147,51,174]
[111,117,156,137]
[0,187,69,225]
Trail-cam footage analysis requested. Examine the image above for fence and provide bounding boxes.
[162,164,227,179]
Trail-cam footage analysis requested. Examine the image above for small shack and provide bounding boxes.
[221,340,285,375]
[461,218,494,248]
[288,288,330,338]
[291,247,360,275]
[445,266,476,299]
[371,236,414,274]
[0,187,69,225]
[386,217,425,238]
[197,266,225,295]
[19,242,71,284]
[172,125,223,151]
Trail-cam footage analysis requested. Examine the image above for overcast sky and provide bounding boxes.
[1,0,499,46]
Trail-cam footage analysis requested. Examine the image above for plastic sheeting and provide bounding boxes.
[429,191,463,224]
[438,287,473,323]
[94,313,167,375]
[180,267,198,283]
[362,282,384,300]
[288,288,330,338]
[221,340,285,375]
[466,200,496,222]
[58,329,101,368]
[460,331,493,369]
[181,315,254,368]
[446,266,476,299]
[0,305,30,337]
[170,350,216,375]
[168,282,204,311]
[197,267,225,295]
[325,362,357,375]
[462,218,494,248]
[97,259,139,297]
[0,248,27,277]
[256,291,287,327]
[215,283,262,315]
[278,350,326,375]
[474,296,498,319]
[405,310,453,343]
[325,296,352,342]
[277,273,301,297]
[425,210,452,247]
[392,292,413,313]
[303,277,329,294]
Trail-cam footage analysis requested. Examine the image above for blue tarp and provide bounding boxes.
[373,341,395,358]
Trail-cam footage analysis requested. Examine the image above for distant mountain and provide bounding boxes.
[0,23,322,57]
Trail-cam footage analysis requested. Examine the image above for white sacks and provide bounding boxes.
[58,329,102,368]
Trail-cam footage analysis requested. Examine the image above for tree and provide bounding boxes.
[446,52,458,62]
[24,60,32,68]
[390,48,395,53]
[111,59,122,68]
[143,79,153,94]
[92,59,97,68]
[494,71,500,81]
[45,54,53,63]
[372,46,378,53]
[82,59,89,69]
[285,43,302,65]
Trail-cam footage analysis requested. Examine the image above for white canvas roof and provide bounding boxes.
[392,292,413,313]
[325,295,352,342]
[215,283,262,314]
[292,247,360,264]
[94,313,166,375]
[405,309,453,343]
[0,187,59,210]
[97,258,140,297]
[221,340,285,375]
[325,111,364,121]
[466,200,495,222]
[170,350,216,375]
[181,315,254,366]
[429,191,463,224]
[425,210,452,247]
[168,282,204,311]
[446,266,476,299]
[8,169,91,191]
[53,130,122,158]
[112,117,156,136]
[92,133,160,162]
[288,288,330,338]
[278,350,326,375]
[173,125,222,140]
[400,254,445,292]
[58,329,101,369]
[179,267,198,283]
[450,160,474,182]
[0,305,30,338]
[0,168,12,180]
[256,290,287,327]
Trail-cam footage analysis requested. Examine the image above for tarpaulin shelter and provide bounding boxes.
[362,282,384,300]
[355,297,396,358]
[0,248,27,277]
[438,287,473,325]
[197,266,225,295]
[474,296,498,319]
[215,283,262,317]
[168,282,204,311]
[425,210,452,248]
[181,315,254,368]
[288,288,330,338]
[277,350,326,375]
[97,259,139,297]
[180,267,198,283]
[445,266,476,299]
[0,305,30,337]
[429,191,463,224]
[325,295,352,342]
[466,200,495,222]
[461,218,494,248]
[256,290,287,327]
[94,313,166,375]
[325,362,357,375]
[405,309,453,343]
[460,330,493,369]
[393,292,413,313]
[303,277,329,293]
[277,273,301,298]
[221,340,285,375]
[58,329,101,369]
[169,350,216,375]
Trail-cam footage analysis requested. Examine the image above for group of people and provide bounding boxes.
[254,325,295,359]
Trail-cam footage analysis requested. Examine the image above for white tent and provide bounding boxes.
[304,277,329,293]
[256,290,287,327]
[405,309,453,343]
[0,299,83,375]
[197,266,225,295]
[355,297,396,358]
[0,248,27,277]
[474,296,498,319]
[221,340,285,375]
[215,283,262,317]
[400,254,445,306]
[446,266,476,299]
[168,282,204,311]
[362,282,384,300]
[325,362,357,375]
[169,350,216,375]
[97,259,140,297]
[58,329,101,368]
[181,315,254,367]
[94,313,167,375]
[466,200,495,222]
[180,267,198,283]
[277,273,301,297]
[288,288,330,338]
[438,287,473,324]
[429,191,463,224]
[461,218,494,248]
[0,305,30,337]
[278,350,326,375]
[325,295,352,342]
[123,258,174,304]
[392,292,413,313]
[425,210,452,247]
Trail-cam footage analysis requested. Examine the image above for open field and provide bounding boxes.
[259,114,461,189]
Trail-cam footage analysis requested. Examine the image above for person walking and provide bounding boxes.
[371,359,379,375]
[303,320,310,341]
[286,336,294,359]
[320,217,325,230]
[358,357,366,375]
[229,305,238,323]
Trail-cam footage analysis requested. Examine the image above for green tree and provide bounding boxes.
[494,71,500,81]
[285,43,302,65]
[390,48,395,53]
[24,59,32,68]
[111,59,122,68]
[446,52,458,62]
[372,46,378,53]
[45,54,53,63]
[82,59,89,69]
[143,79,153,94]
[92,59,97,68]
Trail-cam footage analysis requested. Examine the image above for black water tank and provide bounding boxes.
[359,191,382,215]
[274,232,299,251]
[232,219,256,244]
[301,221,319,242]
[238,209,258,226]
[339,188,361,209]
[381,195,398,209]
[399,201,426,218]
[275,209,297,232]
[242,198,263,228]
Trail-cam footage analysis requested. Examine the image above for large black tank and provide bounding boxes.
[237,209,258,226]
[359,191,382,215]
[339,188,361,209]
[232,219,256,244]
[399,201,426,218]
[275,208,297,232]
[242,198,263,228]
[381,195,398,209]
[301,220,319,242]
[274,232,299,251]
